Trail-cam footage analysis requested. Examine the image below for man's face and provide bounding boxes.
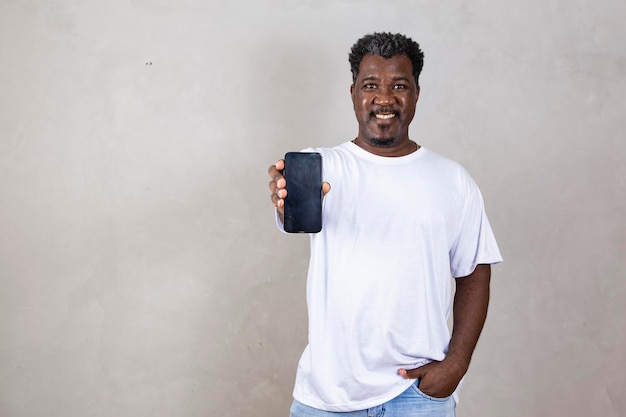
[351,54,419,150]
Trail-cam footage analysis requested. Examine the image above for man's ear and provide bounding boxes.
[416,85,421,102]
[350,84,355,103]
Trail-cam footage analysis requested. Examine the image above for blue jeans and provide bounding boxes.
[289,380,456,417]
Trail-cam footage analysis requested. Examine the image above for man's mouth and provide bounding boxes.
[371,108,398,120]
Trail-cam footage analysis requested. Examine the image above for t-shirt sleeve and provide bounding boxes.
[275,209,287,233]
[449,169,503,278]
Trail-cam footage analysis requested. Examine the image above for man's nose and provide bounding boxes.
[374,88,394,106]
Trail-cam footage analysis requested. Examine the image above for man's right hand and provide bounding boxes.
[267,159,331,217]
[268,159,288,216]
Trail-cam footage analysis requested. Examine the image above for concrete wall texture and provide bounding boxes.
[1,0,624,416]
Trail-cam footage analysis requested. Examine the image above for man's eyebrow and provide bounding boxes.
[360,75,380,82]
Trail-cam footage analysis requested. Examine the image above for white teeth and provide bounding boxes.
[375,113,395,119]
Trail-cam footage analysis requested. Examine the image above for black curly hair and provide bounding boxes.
[349,32,425,85]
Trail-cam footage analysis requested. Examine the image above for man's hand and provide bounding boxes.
[267,159,331,218]
[268,160,288,216]
[399,359,466,398]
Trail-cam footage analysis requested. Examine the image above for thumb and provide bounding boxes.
[322,181,331,196]
[399,365,425,380]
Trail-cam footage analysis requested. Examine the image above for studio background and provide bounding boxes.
[1,0,624,416]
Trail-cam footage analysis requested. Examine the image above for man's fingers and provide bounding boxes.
[268,160,287,210]
[269,180,286,208]
[268,159,284,173]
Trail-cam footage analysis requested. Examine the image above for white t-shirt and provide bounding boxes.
[277,142,502,412]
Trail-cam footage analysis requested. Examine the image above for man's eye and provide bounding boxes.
[393,84,407,90]
[364,84,377,89]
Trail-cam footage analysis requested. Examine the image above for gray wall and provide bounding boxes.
[1,0,624,416]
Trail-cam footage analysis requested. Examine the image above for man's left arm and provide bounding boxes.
[399,264,491,398]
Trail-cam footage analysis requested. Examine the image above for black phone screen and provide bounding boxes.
[283,152,323,233]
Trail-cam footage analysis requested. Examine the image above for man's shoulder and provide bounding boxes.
[417,148,480,192]
[417,147,466,172]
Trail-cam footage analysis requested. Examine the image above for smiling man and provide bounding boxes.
[351,53,419,155]
[268,33,503,417]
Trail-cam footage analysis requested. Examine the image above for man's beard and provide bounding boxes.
[369,126,396,148]
[367,115,397,147]
[369,136,397,147]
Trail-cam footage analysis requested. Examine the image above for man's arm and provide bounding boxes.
[399,264,491,398]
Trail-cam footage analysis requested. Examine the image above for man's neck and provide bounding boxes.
[352,137,420,157]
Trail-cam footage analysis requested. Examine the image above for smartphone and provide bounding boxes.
[283,152,323,233]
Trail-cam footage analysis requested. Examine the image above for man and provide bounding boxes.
[268,32,502,417]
